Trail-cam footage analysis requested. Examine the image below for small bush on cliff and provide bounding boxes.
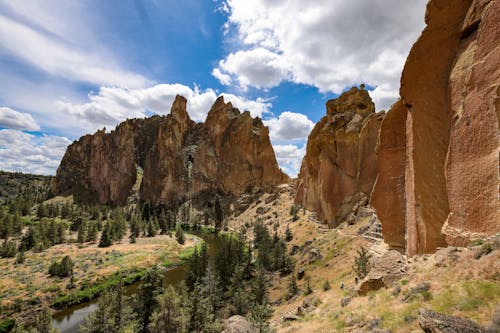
[353,246,371,279]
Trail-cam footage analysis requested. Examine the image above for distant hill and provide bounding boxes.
[0,170,52,204]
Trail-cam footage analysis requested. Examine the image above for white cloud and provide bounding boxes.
[273,144,306,177]
[57,84,273,130]
[0,107,40,131]
[212,68,232,86]
[216,48,289,90]
[0,2,148,88]
[0,129,71,175]
[216,0,426,110]
[264,111,313,141]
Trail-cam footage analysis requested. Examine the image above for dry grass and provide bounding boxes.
[0,232,200,312]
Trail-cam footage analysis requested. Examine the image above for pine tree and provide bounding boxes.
[149,284,188,333]
[214,194,224,231]
[188,281,213,333]
[287,274,298,300]
[250,303,272,333]
[80,283,136,333]
[77,221,87,243]
[35,306,58,333]
[175,222,185,244]
[353,246,371,279]
[99,223,112,248]
[136,266,164,333]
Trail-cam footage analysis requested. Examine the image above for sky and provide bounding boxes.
[0,0,426,177]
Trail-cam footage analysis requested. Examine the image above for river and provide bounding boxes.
[52,233,220,333]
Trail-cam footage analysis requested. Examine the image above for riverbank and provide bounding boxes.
[0,232,203,327]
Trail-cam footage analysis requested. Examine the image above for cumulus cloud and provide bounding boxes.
[0,107,40,131]
[215,0,426,110]
[215,48,289,90]
[57,84,273,130]
[264,111,313,142]
[0,129,71,175]
[0,2,148,88]
[273,144,306,177]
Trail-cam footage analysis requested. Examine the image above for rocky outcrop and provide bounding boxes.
[295,86,384,226]
[222,315,252,333]
[418,308,485,333]
[372,0,500,255]
[356,250,407,295]
[53,95,288,206]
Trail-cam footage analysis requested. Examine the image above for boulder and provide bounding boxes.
[418,308,485,333]
[222,315,253,333]
[357,250,407,295]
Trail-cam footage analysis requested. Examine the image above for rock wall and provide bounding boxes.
[53,95,288,206]
[372,0,500,255]
[295,86,384,226]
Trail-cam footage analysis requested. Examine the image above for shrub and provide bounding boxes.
[322,280,331,291]
[48,255,74,278]
[0,240,17,258]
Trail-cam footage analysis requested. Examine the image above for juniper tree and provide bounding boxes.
[353,246,371,279]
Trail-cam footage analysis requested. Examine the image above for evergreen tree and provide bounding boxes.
[250,303,272,333]
[251,265,268,306]
[77,221,87,243]
[136,266,164,333]
[175,222,185,245]
[149,284,188,333]
[87,223,98,242]
[202,263,223,318]
[158,209,168,234]
[228,265,251,315]
[214,194,224,231]
[287,274,299,300]
[35,306,58,333]
[353,246,371,279]
[99,223,112,248]
[0,240,18,258]
[188,281,213,333]
[48,255,74,278]
[80,283,136,333]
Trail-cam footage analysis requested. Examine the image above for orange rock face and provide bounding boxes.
[295,87,384,226]
[53,95,288,206]
[372,0,500,255]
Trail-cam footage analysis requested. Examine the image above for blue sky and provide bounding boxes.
[0,0,426,176]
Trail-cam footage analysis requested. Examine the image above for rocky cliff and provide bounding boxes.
[53,95,288,206]
[295,86,384,226]
[371,0,500,255]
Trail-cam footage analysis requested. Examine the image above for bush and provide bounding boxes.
[0,240,17,258]
[48,255,74,278]
[322,280,331,291]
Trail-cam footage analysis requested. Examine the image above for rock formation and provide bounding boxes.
[53,95,288,207]
[371,0,500,255]
[295,86,384,226]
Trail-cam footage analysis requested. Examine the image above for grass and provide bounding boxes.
[52,268,146,309]
[431,280,500,314]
